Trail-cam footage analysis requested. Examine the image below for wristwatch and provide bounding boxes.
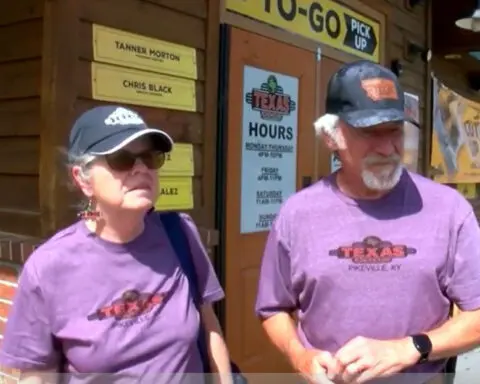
[411,334,432,363]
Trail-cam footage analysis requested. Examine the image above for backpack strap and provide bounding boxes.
[158,212,201,304]
[155,211,247,382]
[156,211,211,373]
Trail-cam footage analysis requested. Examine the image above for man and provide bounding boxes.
[254,60,480,384]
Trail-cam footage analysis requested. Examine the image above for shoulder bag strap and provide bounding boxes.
[157,211,211,373]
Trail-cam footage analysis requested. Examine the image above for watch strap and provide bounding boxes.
[411,334,432,363]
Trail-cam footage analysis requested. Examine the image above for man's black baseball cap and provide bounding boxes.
[325,60,418,128]
[68,105,173,159]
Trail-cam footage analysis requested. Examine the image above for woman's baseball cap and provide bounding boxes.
[68,105,174,159]
[325,60,419,128]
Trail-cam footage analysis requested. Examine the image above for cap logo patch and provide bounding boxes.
[361,78,398,101]
[104,107,144,126]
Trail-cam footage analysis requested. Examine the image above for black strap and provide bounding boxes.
[157,212,246,383]
[158,212,211,373]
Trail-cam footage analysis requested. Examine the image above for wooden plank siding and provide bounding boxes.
[0,8,45,375]
[0,0,216,238]
[0,6,212,379]
[0,0,430,240]
[381,0,429,170]
[72,0,209,227]
[0,0,433,380]
[0,8,44,237]
[432,57,480,104]
[35,0,211,237]
[358,0,428,168]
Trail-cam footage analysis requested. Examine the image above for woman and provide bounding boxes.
[0,105,232,384]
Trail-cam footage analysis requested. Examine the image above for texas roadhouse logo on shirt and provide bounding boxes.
[87,289,165,327]
[328,236,417,264]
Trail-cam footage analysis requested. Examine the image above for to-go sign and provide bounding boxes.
[227,0,380,62]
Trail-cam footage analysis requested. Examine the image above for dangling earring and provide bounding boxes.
[78,198,100,221]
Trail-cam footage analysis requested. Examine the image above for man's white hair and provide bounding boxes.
[313,114,345,149]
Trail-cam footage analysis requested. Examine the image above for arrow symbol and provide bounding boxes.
[343,14,377,55]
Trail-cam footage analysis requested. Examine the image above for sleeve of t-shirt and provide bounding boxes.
[0,262,60,370]
[180,213,225,305]
[445,209,480,311]
[255,212,296,320]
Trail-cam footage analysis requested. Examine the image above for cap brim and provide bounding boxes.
[339,108,419,128]
[89,128,174,155]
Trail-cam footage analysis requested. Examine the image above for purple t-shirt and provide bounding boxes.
[255,170,480,383]
[0,213,224,383]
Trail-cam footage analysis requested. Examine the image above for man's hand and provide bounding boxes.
[334,336,420,383]
[290,348,342,383]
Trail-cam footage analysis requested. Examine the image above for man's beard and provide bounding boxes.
[361,154,404,191]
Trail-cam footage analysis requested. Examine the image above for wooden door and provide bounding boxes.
[223,27,319,376]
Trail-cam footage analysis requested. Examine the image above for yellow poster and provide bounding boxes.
[456,183,477,199]
[155,177,193,211]
[161,143,194,177]
[92,24,197,80]
[403,92,420,172]
[226,0,380,62]
[430,76,480,183]
[91,62,196,112]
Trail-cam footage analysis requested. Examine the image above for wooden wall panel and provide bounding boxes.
[432,57,480,104]
[0,211,41,238]
[0,20,43,63]
[0,99,41,136]
[379,0,428,169]
[79,0,206,49]
[0,0,44,26]
[0,11,43,237]
[0,60,42,99]
[142,0,207,18]
[48,0,211,230]
[74,99,205,144]
[0,138,39,175]
[0,175,39,212]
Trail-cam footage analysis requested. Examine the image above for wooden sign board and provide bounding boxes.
[155,176,194,211]
[91,62,196,112]
[226,0,381,62]
[161,143,194,177]
[92,24,198,80]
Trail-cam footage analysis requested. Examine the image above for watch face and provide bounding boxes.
[414,334,432,355]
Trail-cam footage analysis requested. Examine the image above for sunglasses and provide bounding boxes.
[104,150,166,172]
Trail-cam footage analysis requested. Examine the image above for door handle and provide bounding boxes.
[301,176,312,189]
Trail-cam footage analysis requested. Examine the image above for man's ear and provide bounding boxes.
[323,133,338,151]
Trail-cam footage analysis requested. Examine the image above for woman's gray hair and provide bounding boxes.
[66,152,97,182]
[59,149,98,211]
[58,147,97,189]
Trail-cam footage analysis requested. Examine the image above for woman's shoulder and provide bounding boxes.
[147,211,198,234]
[22,220,89,280]
[147,211,204,252]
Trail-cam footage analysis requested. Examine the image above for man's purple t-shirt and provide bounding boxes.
[0,213,224,383]
[255,170,480,382]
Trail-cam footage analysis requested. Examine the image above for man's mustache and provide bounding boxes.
[363,154,401,166]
